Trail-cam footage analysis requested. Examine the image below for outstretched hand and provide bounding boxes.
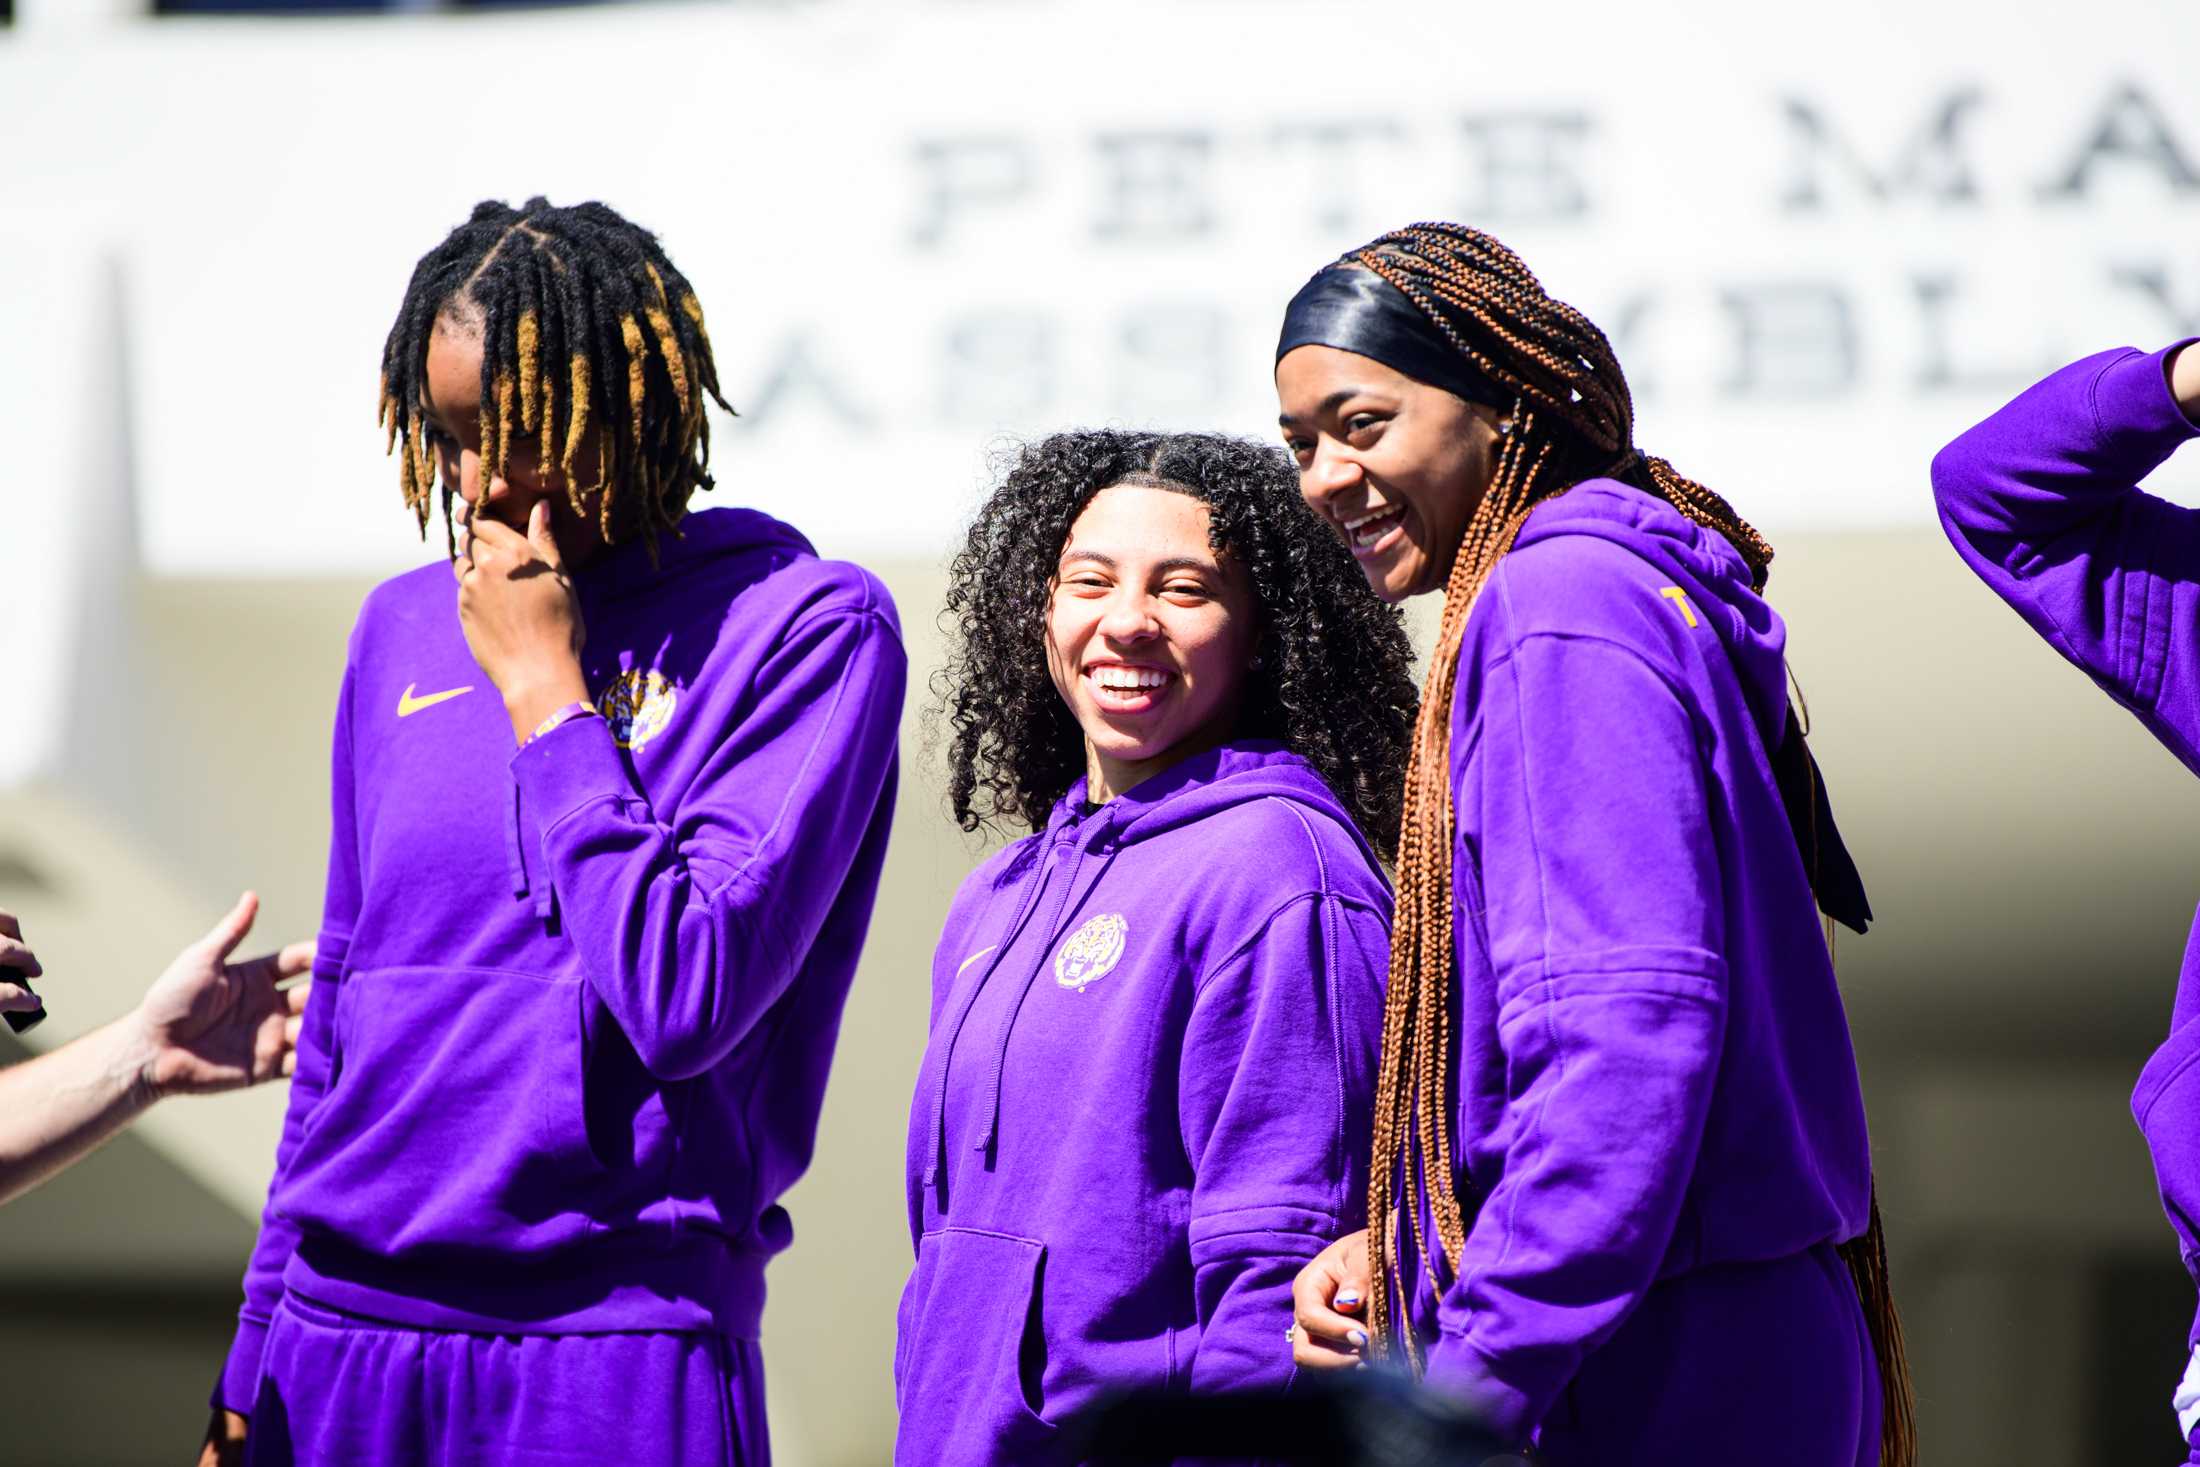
[130,893,312,1099]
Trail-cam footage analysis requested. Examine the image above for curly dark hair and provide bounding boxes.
[934,429,1418,859]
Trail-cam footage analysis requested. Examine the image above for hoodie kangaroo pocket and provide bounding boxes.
[2136,1017,2200,1257]
[281,965,634,1258]
[895,1228,1056,1464]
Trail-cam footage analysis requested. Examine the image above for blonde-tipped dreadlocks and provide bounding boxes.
[1346,223,1914,1467]
[375,197,733,562]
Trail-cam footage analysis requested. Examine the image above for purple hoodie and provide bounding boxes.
[896,743,1391,1464]
[1416,480,1875,1439]
[1932,342,2200,1458]
[216,506,906,1412]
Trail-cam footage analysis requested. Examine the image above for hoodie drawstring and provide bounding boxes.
[505,780,559,924]
[921,834,1056,1188]
[972,828,1105,1155]
[505,781,531,903]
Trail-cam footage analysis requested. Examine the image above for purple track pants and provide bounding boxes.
[242,1294,769,1467]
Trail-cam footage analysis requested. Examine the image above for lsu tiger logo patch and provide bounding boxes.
[1055,913,1128,992]
[596,670,679,750]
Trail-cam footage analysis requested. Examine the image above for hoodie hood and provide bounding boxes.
[1512,479,1869,933]
[1052,739,1379,862]
[1513,479,1789,746]
[577,505,818,608]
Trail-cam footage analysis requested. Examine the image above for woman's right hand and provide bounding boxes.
[1290,1228,1372,1370]
[196,1408,246,1466]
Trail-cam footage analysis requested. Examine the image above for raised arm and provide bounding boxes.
[511,595,905,1080]
[1425,630,1727,1444]
[1932,341,2200,766]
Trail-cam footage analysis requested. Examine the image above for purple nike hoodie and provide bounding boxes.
[216,506,906,1415]
[1416,479,1876,1441]
[1933,341,2200,1458]
[896,742,1391,1465]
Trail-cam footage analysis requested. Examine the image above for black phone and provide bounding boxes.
[3,967,43,1035]
[1074,1371,1510,1466]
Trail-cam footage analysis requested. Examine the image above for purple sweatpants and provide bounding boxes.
[243,1294,769,1467]
[1530,1244,1878,1466]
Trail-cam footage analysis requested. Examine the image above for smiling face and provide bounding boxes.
[1044,482,1260,802]
[422,310,607,557]
[1276,344,1507,603]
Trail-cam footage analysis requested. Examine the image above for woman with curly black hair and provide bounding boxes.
[895,430,1415,1463]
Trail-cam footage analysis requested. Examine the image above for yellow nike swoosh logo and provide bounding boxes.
[397,682,475,718]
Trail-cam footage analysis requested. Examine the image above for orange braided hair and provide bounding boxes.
[1344,222,1912,1467]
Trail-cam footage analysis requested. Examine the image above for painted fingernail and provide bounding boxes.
[1335,1289,1361,1308]
[1348,1329,1368,1350]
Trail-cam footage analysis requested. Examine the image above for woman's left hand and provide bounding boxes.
[457,500,591,742]
[1290,1228,1372,1370]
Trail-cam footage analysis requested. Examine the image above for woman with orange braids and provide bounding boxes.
[1273,225,1908,1467]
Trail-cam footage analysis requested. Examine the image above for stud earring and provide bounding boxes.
[1250,653,1266,670]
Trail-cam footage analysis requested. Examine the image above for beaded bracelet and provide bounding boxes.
[523,701,599,748]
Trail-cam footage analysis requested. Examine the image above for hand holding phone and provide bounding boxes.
[0,907,45,1034]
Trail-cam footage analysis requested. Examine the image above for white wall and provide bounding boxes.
[4,0,2199,583]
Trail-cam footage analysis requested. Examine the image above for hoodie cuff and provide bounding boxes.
[311,925,353,986]
[508,711,638,832]
[212,1313,269,1415]
[2094,339,2200,457]
[1423,1334,1538,1448]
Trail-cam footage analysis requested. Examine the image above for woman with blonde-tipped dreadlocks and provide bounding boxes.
[1273,225,1908,1467]
[199,199,905,1467]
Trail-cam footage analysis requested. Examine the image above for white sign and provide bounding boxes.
[0,0,2196,575]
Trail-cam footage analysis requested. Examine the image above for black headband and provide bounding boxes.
[1275,265,1512,413]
